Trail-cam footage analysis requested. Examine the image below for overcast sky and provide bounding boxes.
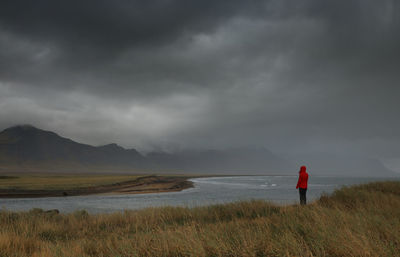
[0,0,399,170]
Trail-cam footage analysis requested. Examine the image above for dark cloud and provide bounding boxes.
[0,0,268,51]
[0,0,400,171]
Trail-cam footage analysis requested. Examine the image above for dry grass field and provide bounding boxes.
[0,181,399,257]
[0,174,142,190]
[0,174,193,197]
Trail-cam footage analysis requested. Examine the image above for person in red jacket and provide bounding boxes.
[296,165,309,205]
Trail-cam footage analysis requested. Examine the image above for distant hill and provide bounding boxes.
[289,153,397,177]
[0,125,293,174]
[146,148,293,174]
[0,125,145,172]
[0,125,396,176]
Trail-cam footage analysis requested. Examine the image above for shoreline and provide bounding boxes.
[0,175,194,198]
[1,181,399,256]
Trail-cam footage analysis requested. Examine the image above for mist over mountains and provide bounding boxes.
[0,125,395,176]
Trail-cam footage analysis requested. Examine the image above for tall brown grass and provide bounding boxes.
[0,181,399,257]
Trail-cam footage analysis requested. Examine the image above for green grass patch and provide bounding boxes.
[0,175,18,179]
[0,174,142,190]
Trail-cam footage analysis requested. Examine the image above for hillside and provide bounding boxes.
[0,125,145,171]
[0,125,291,174]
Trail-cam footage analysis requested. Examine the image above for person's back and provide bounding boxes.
[296,166,309,205]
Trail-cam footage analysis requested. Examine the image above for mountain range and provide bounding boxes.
[0,125,396,176]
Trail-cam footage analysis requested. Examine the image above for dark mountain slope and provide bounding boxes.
[0,125,144,168]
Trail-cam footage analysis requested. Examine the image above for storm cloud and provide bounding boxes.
[0,0,399,171]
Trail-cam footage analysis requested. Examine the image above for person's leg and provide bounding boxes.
[299,188,306,205]
[299,189,303,204]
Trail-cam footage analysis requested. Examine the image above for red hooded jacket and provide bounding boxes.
[296,166,309,189]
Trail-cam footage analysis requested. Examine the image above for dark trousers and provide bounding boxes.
[299,188,307,205]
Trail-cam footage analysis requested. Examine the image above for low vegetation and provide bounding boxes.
[0,181,399,257]
[0,174,193,198]
[0,174,142,190]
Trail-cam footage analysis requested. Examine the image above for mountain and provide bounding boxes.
[146,148,294,174]
[0,125,145,172]
[0,125,292,174]
[288,153,397,177]
[0,125,396,176]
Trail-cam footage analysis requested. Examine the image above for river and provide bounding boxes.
[0,176,398,213]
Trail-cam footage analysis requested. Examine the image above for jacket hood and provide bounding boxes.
[299,166,306,173]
